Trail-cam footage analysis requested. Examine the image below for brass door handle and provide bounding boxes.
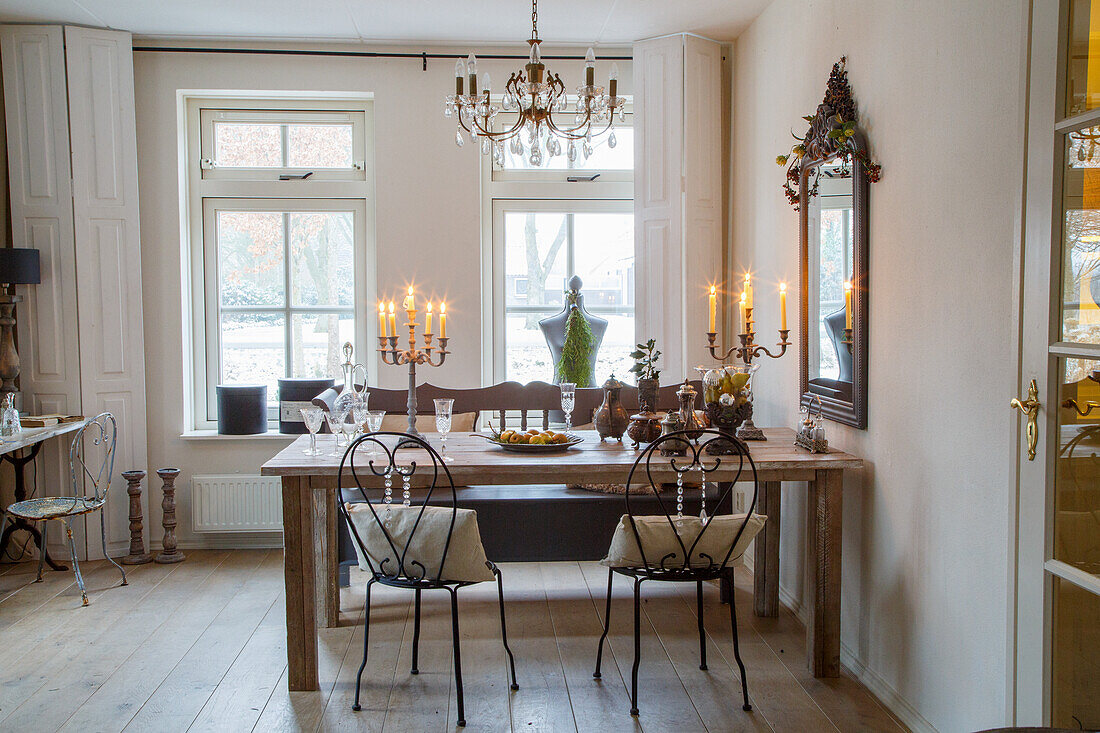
[1011,378,1041,460]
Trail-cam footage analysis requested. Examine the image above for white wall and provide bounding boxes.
[132,43,632,549]
[730,2,1026,731]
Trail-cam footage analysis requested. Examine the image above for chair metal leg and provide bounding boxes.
[411,588,422,674]
[593,567,613,679]
[35,518,47,582]
[725,572,751,711]
[64,519,88,607]
[100,510,127,586]
[697,580,707,670]
[630,577,642,716]
[352,578,375,712]
[448,587,466,727]
[493,566,519,690]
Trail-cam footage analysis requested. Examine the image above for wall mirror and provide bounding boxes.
[789,59,875,429]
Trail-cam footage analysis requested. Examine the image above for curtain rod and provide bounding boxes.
[132,46,632,68]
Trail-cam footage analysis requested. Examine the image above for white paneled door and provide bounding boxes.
[1016,0,1100,726]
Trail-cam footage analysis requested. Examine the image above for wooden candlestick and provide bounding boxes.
[121,469,153,565]
[155,468,185,564]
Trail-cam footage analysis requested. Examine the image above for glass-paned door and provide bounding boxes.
[1017,0,1100,725]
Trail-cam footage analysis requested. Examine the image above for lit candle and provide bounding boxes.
[387,301,396,337]
[425,301,433,335]
[402,285,415,312]
[440,302,447,338]
[743,273,753,310]
[708,285,717,333]
[378,301,386,337]
[779,283,788,330]
[739,292,747,334]
[844,281,853,330]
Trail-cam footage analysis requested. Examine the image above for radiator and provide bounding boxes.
[192,475,283,533]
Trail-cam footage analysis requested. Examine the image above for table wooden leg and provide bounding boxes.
[753,480,781,617]
[806,469,842,677]
[282,476,319,691]
[312,480,339,629]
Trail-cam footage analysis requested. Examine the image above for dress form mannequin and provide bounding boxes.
[539,276,608,386]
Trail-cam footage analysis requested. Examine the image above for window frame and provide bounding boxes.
[183,94,375,432]
[481,109,634,385]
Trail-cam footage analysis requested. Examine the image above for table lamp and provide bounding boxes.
[0,248,41,399]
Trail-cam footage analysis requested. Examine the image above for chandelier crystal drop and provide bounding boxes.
[443,0,624,166]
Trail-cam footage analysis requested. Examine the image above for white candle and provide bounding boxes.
[739,292,747,334]
[440,302,447,338]
[387,301,396,337]
[708,285,717,333]
[378,301,386,337]
[743,273,753,310]
[779,283,788,331]
[425,301,433,335]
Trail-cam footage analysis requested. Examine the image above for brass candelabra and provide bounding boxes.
[706,305,791,366]
[378,297,449,438]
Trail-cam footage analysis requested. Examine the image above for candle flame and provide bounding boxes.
[709,284,716,295]
[740,292,747,303]
[407,285,414,296]
[779,282,787,293]
[378,301,385,313]
[440,302,447,314]
[843,280,852,292]
[426,301,433,313]
[388,301,395,313]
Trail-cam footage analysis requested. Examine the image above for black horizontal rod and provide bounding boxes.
[132,46,631,61]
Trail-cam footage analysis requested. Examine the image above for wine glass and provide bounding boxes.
[300,406,324,456]
[560,382,576,433]
[434,398,455,462]
[326,405,351,456]
[352,402,370,438]
[364,410,385,458]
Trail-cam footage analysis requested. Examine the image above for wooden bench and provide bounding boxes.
[321,380,717,578]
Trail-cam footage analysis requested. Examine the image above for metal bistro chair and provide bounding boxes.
[0,413,126,606]
[338,431,519,728]
[593,429,765,716]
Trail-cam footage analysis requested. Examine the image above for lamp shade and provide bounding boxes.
[0,249,40,285]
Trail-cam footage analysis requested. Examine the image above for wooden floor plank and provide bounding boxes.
[312,571,408,733]
[504,562,577,731]
[577,561,707,733]
[59,550,269,733]
[637,579,772,733]
[539,561,642,733]
[379,580,455,732]
[121,550,284,732]
[0,550,228,731]
[674,575,841,733]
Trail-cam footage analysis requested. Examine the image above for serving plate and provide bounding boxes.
[474,433,585,453]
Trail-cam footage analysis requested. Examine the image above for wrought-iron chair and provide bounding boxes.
[593,428,764,716]
[0,413,126,606]
[338,431,519,728]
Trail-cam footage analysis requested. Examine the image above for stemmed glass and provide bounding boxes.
[300,406,324,456]
[326,405,351,456]
[364,410,385,458]
[352,402,370,439]
[560,382,576,433]
[434,398,455,462]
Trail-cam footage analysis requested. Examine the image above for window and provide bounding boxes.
[185,97,374,430]
[485,112,634,386]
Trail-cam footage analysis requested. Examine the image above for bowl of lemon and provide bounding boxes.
[481,427,584,453]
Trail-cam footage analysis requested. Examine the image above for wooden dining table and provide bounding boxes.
[261,427,862,691]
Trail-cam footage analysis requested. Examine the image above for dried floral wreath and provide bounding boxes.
[776,57,881,210]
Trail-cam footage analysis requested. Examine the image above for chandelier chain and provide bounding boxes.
[531,0,539,40]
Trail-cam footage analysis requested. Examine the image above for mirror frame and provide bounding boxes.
[798,131,869,429]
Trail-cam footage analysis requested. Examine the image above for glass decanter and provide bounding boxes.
[0,393,20,439]
[333,341,368,415]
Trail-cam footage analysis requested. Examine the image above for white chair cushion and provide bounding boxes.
[601,513,767,570]
[344,502,495,583]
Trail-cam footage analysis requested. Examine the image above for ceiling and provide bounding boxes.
[0,0,770,45]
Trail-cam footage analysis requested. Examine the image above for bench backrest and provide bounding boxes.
[314,380,702,432]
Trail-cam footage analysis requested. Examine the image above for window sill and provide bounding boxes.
[180,429,299,441]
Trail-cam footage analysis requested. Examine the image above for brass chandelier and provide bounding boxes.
[443,0,625,167]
